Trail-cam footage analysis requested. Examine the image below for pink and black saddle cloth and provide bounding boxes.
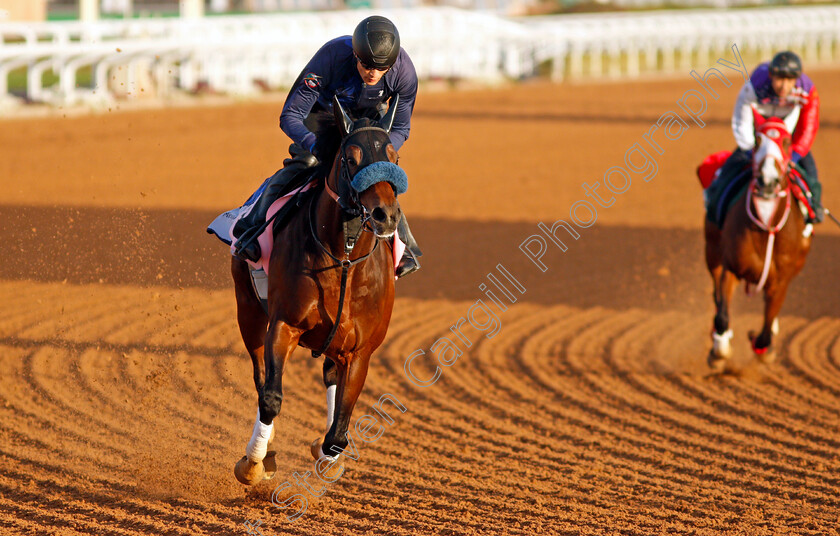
[207,179,405,277]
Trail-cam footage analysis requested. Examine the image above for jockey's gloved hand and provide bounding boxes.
[791,151,804,164]
[310,138,330,161]
[285,143,319,168]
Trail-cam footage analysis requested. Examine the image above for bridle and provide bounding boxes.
[308,123,395,358]
[745,129,793,293]
[309,124,395,264]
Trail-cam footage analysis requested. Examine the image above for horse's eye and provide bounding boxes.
[347,158,357,167]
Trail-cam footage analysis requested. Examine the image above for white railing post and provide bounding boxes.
[1,6,840,107]
[80,0,99,22]
[180,0,204,19]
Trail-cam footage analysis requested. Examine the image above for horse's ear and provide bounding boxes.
[333,95,353,137]
[379,94,399,133]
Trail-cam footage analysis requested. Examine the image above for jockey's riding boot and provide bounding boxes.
[705,148,751,223]
[232,146,319,262]
[797,156,824,224]
[396,214,423,279]
[804,179,824,224]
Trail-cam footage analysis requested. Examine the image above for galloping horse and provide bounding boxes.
[231,97,405,484]
[704,119,812,370]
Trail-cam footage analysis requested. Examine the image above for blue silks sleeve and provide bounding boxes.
[280,38,419,153]
[279,39,340,152]
[387,51,418,152]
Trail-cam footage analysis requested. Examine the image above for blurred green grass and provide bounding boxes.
[7,66,92,95]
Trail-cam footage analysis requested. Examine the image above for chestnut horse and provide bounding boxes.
[231,97,405,484]
[704,119,812,370]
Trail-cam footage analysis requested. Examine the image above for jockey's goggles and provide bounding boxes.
[354,54,391,72]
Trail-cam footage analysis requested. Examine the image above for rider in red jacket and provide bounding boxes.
[714,51,823,223]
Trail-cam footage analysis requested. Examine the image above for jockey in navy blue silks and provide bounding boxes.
[233,15,422,278]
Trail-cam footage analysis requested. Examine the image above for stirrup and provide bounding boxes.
[234,232,262,263]
[396,252,420,279]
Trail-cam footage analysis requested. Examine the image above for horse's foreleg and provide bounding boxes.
[312,354,371,461]
[322,359,338,434]
[751,280,789,362]
[710,269,737,368]
[235,320,300,485]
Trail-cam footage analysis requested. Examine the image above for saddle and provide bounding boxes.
[701,154,750,228]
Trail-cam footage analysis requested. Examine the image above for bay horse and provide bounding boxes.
[231,97,405,484]
[704,119,812,370]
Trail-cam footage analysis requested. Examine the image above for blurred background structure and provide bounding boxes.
[0,0,839,107]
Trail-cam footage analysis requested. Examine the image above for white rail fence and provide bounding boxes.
[1,6,839,107]
[525,7,840,81]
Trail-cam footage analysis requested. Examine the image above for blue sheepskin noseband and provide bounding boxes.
[350,161,408,195]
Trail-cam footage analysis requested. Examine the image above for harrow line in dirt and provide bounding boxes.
[782,318,840,397]
[0,453,252,533]
[600,313,840,461]
[497,307,840,502]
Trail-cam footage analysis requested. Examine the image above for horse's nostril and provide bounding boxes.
[372,207,386,222]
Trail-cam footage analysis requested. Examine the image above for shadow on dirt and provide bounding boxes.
[2,205,837,318]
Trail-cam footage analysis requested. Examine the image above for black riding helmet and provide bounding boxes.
[352,16,400,70]
[769,51,802,78]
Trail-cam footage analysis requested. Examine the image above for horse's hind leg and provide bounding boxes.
[232,257,269,391]
[709,269,737,369]
[750,280,789,363]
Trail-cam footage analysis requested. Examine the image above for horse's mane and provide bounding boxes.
[309,112,343,164]
[310,111,382,167]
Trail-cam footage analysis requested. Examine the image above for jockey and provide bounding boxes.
[713,50,823,223]
[233,15,422,277]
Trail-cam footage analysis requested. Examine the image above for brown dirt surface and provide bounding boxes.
[1,69,840,536]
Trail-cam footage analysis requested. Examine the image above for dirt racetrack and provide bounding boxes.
[2,70,840,535]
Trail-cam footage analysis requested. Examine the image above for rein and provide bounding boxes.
[746,179,792,293]
[309,126,391,358]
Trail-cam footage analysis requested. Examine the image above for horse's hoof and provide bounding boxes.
[262,451,278,479]
[269,426,276,444]
[234,456,265,486]
[310,437,324,461]
[711,329,733,360]
[310,437,341,463]
[747,331,776,363]
[707,349,728,372]
[756,347,777,364]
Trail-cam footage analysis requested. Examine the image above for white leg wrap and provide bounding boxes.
[713,329,734,357]
[325,384,337,434]
[246,410,274,463]
[318,445,340,463]
[771,318,780,336]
